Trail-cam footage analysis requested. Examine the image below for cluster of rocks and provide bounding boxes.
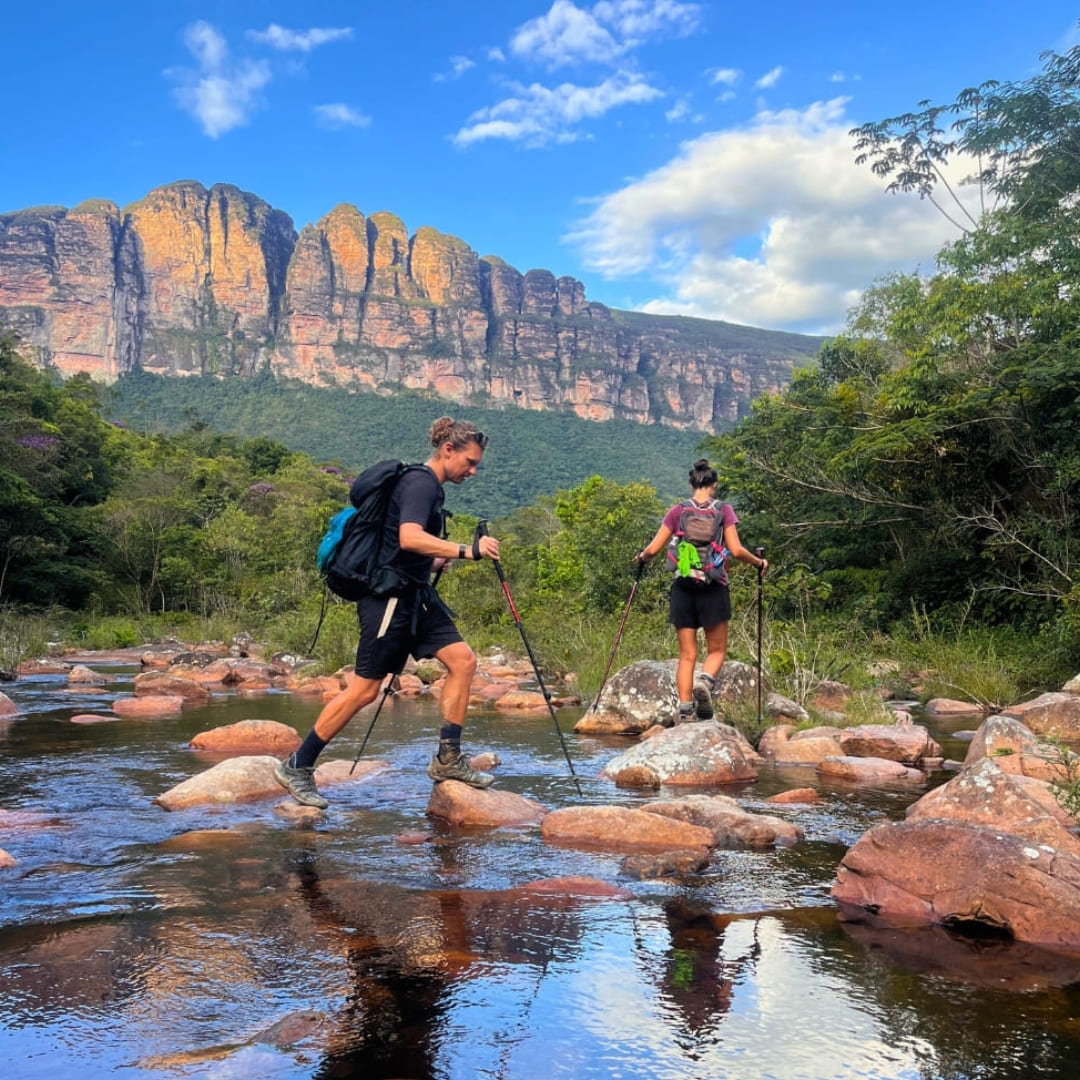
[0,641,580,725]
[5,648,1080,950]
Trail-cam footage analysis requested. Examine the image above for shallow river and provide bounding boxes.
[2,662,1080,1079]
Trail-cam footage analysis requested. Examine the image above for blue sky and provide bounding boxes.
[2,2,1078,334]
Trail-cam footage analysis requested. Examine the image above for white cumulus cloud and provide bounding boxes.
[170,21,271,138]
[566,98,980,333]
[435,55,477,81]
[452,72,663,147]
[754,65,784,89]
[709,66,740,85]
[510,0,701,68]
[313,104,372,129]
[246,25,353,52]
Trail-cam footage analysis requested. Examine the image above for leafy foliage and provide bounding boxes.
[707,38,1080,684]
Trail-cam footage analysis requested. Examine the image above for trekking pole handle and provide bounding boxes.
[755,546,765,574]
[476,519,503,579]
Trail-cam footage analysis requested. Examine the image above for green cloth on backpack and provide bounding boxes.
[676,540,702,578]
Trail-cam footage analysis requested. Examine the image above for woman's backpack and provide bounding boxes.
[666,499,729,585]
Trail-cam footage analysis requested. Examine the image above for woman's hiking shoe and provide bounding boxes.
[274,756,329,809]
[692,675,715,720]
[427,749,495,789]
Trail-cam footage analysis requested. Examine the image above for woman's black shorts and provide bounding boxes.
[668,578,732,630]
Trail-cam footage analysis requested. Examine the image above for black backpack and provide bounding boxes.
[319,460,428,601]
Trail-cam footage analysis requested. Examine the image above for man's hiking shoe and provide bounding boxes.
[274,756,329,809]
[427,750,495,789]
[692,676,715,720]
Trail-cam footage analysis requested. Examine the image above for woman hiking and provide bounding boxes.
[635,459,767,722]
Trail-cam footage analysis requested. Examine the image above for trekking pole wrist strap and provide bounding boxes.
[472,536,483,561]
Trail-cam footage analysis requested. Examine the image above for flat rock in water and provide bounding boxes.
[427,780,548,826]
[838,723,941,765]
[621,849,711,879]
[66,664,108,685]
[494,690,548,710]
[132,672,212,703]
[924,697,987,718]
[540,805,714,854]
[765,787,819,804]
[70,713,126,724]
[189,719,302,756]
[817,755,925,783]
[155,755,283,809]
[0,692,18,717]
[154,755,387,810]
[0,849,17,868]
[113,694,185,718]
[600,721,760,786]
[641,793,802,848]
[512,876,632,899]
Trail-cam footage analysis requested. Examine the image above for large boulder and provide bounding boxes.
[832,759,1080,949]
[426,781,548,827]
[1000,693,1080,739]
[600,721,761,787]
[575,660,678,734]
[838,722,941,765]
[576,658,759,735]
[962,714,1075,783]
[188,719,302,756]
[540,805,714,854]
[640,793,802,848]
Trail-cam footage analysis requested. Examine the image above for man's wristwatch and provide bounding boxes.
[458,544,467,560]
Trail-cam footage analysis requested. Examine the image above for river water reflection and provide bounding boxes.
[2,663,1080,1079]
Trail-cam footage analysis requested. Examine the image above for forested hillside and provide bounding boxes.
[106,371,702,517]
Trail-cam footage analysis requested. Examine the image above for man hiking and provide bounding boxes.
[275,417,501,809]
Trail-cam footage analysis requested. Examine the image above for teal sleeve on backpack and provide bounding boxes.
[316,507,357,573]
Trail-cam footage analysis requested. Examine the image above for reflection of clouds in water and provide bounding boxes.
[494,907,931,1079]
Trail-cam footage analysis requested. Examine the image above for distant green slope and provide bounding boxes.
[607,308,826,360]
[107,372,710,516]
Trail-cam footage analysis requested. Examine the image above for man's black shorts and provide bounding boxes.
[355,591,464,678]
[668,578,732,630]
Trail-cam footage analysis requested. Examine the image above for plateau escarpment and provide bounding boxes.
[0,181,821,431]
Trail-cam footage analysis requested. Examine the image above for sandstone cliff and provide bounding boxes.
[0,181,820,431]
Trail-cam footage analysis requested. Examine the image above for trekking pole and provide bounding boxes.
[589,560,645,713]
[477,520,583,798]
[755,546,765,724]
[348,671,397,776]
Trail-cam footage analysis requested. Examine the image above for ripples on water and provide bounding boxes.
[1,666,1080,1079]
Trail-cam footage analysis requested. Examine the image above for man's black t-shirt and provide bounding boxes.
[384,466,445,585]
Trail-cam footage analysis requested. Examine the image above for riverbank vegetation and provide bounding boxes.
[2,41,1078,709]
